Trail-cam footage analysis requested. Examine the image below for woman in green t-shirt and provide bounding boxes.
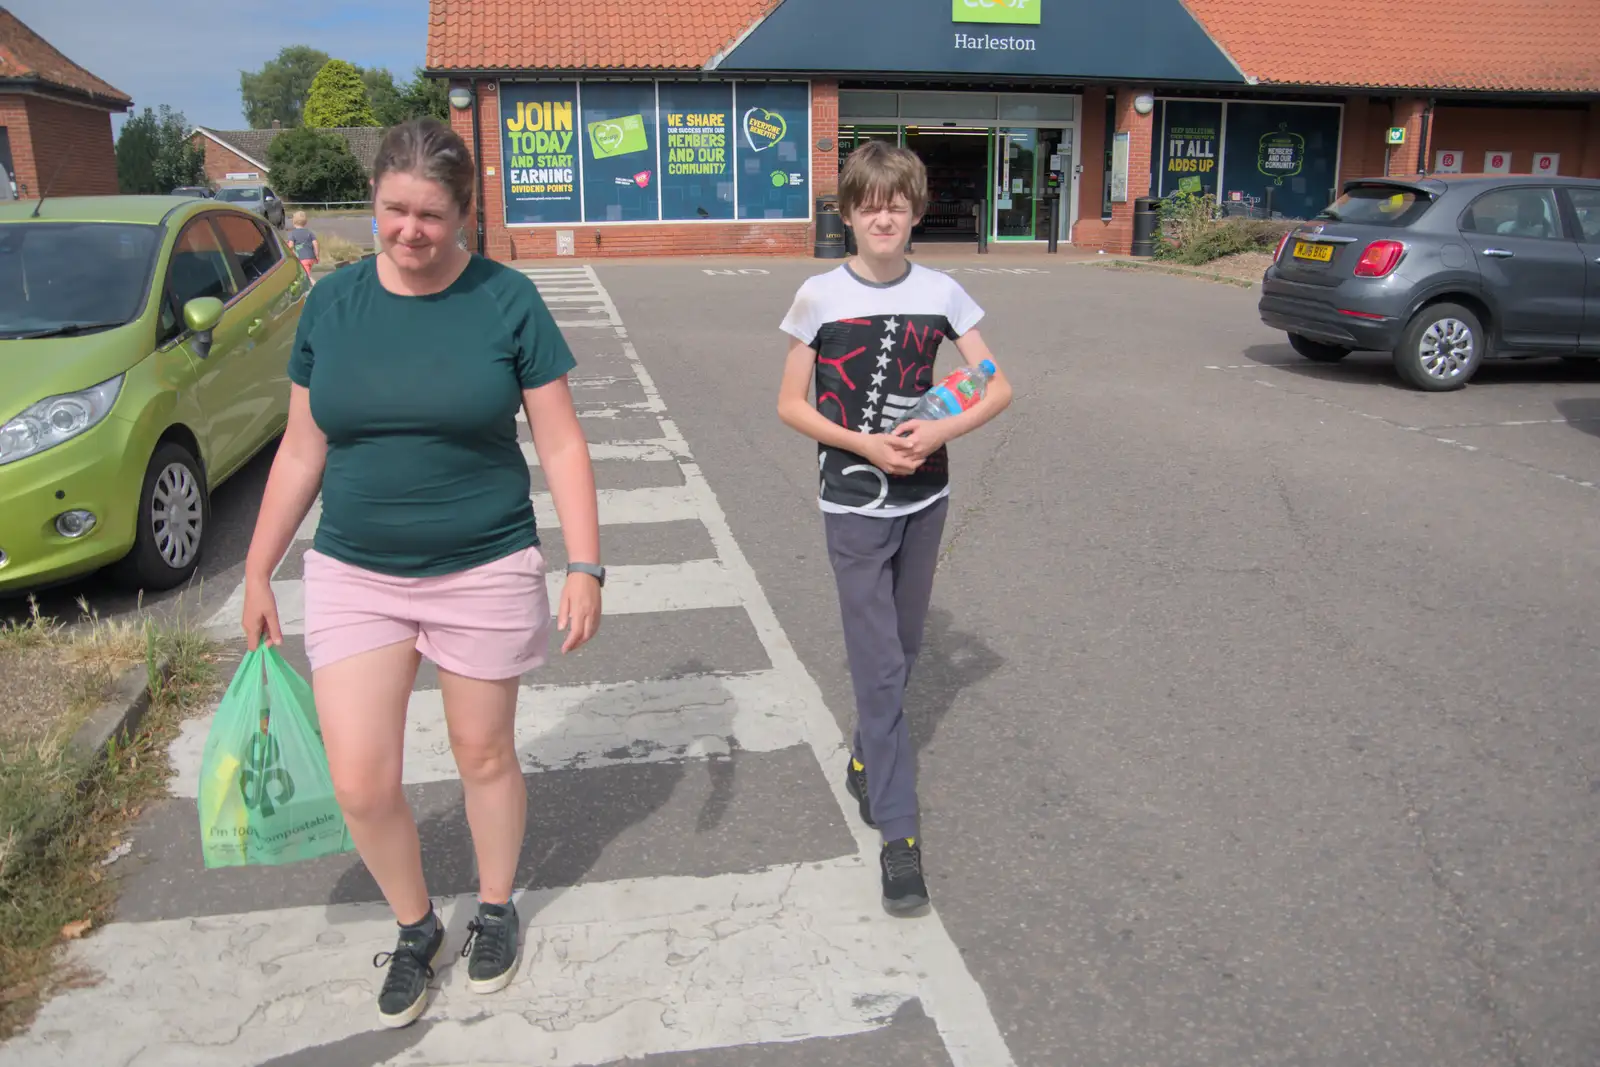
[239,118,604,1029]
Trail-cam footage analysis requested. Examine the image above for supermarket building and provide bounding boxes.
[425,0,1600,261]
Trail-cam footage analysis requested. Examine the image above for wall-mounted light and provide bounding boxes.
[1133,94,1155,116]
[448,86,474,111]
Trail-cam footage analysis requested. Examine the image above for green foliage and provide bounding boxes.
[398,70,449,123]
[115,106,206,195]
[1154,190,1293,265]
[240,46,329,130]
[266,127,367,203]
[303,59,379,129]
[362,68,405,126]
[359,66,446,126]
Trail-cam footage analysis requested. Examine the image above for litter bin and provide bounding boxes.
[1131,197,1160,257]
[814,196,847,259]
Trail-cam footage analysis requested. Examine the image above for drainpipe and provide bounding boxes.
[1417,97,1435,175]
[470,77,486,255]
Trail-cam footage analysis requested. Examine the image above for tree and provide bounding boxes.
[267,127,367,204]
[361,67,407,127]
[303,59,379,129]
[398,69,449,123]
[240,45,329,130]
[116,106,206,194]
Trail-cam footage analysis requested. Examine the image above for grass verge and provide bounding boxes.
[0,596,221,1040]
[1098,259,1259,288]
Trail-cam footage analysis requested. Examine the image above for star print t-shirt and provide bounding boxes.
[779,262,984,517]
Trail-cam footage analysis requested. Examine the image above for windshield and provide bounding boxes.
[1319,185,1435,227]
[215,187,262,203]
[0,222,161,339]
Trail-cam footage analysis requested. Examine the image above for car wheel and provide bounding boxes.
[1394,303,1484,392]
[1288,334,1350,362]
[112,441,209,592]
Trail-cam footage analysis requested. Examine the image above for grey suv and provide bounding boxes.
[1258,174,1600,391]
[213,182,286,229]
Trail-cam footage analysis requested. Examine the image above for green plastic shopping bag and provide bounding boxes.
[197,646,354,868]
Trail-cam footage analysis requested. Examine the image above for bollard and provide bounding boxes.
[1045,199,1059,254]
[975,201,988,254]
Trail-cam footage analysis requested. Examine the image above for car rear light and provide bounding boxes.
[1274,231,1295,262]
[1353,240,1405,278]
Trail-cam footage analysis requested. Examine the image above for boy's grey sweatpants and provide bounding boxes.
[823,496,949,843]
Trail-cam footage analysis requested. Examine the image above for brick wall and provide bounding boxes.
[192,134,268,185]
[458,78,830,262]
[1071,87,1152,253]
[1428,104,1594,176]
[0,93,118,197]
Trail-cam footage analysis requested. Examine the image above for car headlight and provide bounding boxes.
[0,375,124,466]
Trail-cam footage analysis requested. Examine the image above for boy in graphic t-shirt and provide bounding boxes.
[777,141,1013,914]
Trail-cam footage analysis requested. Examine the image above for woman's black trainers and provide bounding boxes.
[462,899,521,994]
[880,838,930,915]
[844,757,876,828]
[373,914,445,1028]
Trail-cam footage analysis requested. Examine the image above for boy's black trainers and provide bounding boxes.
[881,838,930,915]
[462,899,520,993]
[373,912,445,1028]
[844,756,876,828]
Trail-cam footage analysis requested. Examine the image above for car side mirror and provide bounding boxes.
[183,296,225,358]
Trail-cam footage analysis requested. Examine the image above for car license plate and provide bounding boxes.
[1293,240,1334,263]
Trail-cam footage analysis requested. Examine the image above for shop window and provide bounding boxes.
[580,82,660,223]
[997,95,1075,123]
[500,82,582,225]
[659,83,735,221]
[899,92,997,121]
[839,91,898,120]
[735,83,810,221]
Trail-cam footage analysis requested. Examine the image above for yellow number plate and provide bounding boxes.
[1293,240,1334,263]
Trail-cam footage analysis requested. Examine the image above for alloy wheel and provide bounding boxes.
[1419,318,1475,380]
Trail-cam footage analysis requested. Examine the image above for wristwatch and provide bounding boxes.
[566,561,606,587]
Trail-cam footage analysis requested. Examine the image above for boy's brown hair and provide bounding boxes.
[837,140,928,219]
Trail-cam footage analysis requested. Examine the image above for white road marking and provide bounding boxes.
[533,484,704,528]
[7,862,939,1067]
[167,668,812,793]
[520,440,679,465]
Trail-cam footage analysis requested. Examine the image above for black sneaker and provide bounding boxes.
[373,912,444,1028]
[880,838,930,915]
[461,899,520,994]
[844,756,876,828]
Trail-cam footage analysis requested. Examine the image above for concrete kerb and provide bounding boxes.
[67,655,174,769]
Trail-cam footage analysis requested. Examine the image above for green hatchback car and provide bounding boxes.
[0,196,306,596]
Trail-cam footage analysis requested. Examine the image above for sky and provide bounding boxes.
[9,0,431,132]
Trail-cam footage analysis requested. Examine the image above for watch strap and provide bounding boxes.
[566,561,605,586]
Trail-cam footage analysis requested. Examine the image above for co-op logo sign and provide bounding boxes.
[953,0,1041,26]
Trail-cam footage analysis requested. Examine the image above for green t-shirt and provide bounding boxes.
[287,255,576,577]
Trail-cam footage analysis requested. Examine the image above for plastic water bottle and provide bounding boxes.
[891,359,997,429]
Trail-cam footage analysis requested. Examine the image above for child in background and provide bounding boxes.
[288,211,320,282]
[775,141,1012,914]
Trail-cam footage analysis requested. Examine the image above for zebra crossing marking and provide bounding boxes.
[3,264,1017,1067]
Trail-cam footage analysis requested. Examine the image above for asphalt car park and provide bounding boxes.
[9,254,1599,1064]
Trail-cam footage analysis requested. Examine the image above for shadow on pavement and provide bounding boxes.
[906,606,1006,755]
[1242,343,1600,392]
[1553,397,1600,440]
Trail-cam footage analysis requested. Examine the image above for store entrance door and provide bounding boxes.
[993,127,1070,242]
[905,127,988,243]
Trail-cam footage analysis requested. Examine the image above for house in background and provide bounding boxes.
[0,6,130,200]
[189,124,387,195]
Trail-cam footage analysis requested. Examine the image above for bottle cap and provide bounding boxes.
[979,359,996,374]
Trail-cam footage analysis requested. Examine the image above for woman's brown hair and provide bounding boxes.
[371,117,475,214]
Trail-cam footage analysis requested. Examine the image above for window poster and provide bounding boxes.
[1159,100,1222,199]
[579,82,659,223]
[658,83,735,220]
[734,82,810,220]
[500,82,580,225]
[1221,103,1342,220]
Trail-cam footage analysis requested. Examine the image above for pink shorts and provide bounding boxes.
[302,545,552,679]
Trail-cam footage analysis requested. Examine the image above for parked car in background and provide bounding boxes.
[171,185,213,198]
[0,195,306,595]
[213,180,286,229]
[1258,174,1600,391]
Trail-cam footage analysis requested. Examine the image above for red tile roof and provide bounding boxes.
[1182,0,1600,93]
[0,7,130,108]
[427,0,778,71]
